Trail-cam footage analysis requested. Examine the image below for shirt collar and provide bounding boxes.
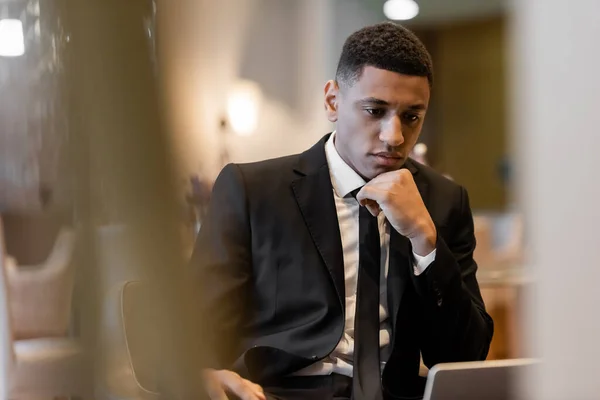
[325,131,366,198]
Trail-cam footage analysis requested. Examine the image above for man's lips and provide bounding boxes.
[373,152,403,159]
[372,152,404,166]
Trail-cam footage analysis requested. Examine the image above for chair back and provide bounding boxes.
[122,281,161,393]
[5,228,76,339]
[1,211,65,266]
[97,281,160,400]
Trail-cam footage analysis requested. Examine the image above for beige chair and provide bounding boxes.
[0,217,87,398]
[97,281,160,400]
[1,211,66,267]
[5,227,76,340]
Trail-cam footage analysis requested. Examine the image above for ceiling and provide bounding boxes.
[362,0,507,26]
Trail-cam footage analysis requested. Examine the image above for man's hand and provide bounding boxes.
[357,169,437,256]
[202,369,266,400]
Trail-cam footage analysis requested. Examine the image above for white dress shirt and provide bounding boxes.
[294,132,436,378]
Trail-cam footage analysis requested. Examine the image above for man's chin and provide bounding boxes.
[371,159,405,174]
[360,164,403,181]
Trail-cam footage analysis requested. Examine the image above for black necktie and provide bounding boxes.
[351,190,384,400]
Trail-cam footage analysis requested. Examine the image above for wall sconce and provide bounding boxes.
[0,19,25,57]
[226,80,263,136]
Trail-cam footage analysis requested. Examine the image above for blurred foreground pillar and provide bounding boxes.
[512,0,600,398]
[65,0,204,397]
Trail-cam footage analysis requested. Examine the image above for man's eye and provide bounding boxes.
[365,108,385,117]
[403,114,420,123]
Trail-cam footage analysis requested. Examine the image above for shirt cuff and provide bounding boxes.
[412,249,437,276]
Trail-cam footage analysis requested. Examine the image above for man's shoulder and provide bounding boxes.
[237,153,301,173]
[407,158,464,196]
[216,153,303,192]
[232,152,302,179]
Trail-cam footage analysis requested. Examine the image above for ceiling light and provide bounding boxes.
[383,0,420,21]
[0,19,25,57]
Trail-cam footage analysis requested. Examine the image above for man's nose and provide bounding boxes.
[379,115,404,147]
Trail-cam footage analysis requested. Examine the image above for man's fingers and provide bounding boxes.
[367,170,397,184]
[356,186,384,216]
[365,168,414,188]
[202,370,266,400]
[356,185,380,202]
[252,383,267,400]
[243,381,266,400]
[221,373,264,400]
[362,200,381,217]
[356,186,382,216]
[204,378,228,400]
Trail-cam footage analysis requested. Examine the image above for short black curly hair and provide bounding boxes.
[335,22,433,88]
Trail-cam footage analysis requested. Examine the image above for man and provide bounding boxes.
[195,22,493,400]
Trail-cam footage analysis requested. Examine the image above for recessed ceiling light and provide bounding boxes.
[383,0,420,21]
[0,19,25,57]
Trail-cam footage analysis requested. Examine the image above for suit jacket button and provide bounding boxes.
[437,298,443,307]
[311,355,318,360]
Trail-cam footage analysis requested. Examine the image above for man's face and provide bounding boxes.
[324,66,430,180]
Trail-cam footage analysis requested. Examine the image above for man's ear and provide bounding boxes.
[324,80,340,123]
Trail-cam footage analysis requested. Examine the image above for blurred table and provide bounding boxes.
[478,267,533,288]
[478,266,533,360]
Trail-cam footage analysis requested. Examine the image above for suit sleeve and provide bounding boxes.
[191,163,252,370]
[413,186,494,368]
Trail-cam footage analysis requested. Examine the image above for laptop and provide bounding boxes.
[422,358,537,400]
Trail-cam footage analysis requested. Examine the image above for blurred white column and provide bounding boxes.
[297,0,334,134]
[512,0,600,398]
[158,0,258,178]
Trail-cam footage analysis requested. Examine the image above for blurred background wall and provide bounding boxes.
[418,18,507,210]
[158,0,332,187]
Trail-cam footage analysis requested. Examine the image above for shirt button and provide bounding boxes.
[437,298,443,307]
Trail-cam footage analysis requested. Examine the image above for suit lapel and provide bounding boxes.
[291,135,346,306]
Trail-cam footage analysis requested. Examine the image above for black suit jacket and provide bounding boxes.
[193,134,493,398]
